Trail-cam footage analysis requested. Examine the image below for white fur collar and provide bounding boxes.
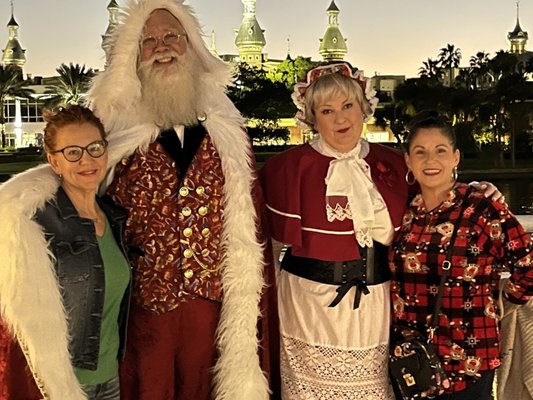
[99,101,270,400]
[0,165,86,399]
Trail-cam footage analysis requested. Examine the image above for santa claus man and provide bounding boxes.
[87,1,279,399]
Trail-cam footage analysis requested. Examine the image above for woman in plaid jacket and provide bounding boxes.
[389,111,533,399]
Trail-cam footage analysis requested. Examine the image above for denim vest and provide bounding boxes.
[33,187,131,370]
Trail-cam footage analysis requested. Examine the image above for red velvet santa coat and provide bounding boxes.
[106,133,280,395]
[84,1,280,397]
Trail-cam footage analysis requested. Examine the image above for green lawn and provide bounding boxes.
[0,160,43,174]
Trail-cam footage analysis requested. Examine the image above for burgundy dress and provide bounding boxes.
[261,141,408,399]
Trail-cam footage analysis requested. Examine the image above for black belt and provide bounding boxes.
[281,243,390,310]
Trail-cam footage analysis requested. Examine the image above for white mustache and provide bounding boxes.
[144,50,181,65]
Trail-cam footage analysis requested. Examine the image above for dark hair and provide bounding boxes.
[405,110,456,153]
[43,105,106,153]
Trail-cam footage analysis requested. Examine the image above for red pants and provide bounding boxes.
[120,298,221,400]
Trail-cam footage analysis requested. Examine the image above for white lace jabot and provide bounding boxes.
[311,137,393,247]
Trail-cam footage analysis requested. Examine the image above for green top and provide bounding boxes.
[75,219,130,385]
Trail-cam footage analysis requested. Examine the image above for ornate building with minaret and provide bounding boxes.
[102,0,121,66]
[319,0,347,62]
[1,1,26,73]
[235,0,266,68]
[508,1,528,54]
[507,1,532,76]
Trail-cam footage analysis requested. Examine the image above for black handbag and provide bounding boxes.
[389,324,448,399]
[389,207,465,399]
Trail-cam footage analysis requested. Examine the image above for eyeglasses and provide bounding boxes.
[140,31,188,50]
[51,139,108,162]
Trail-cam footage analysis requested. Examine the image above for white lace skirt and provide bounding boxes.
[278,269,394,400]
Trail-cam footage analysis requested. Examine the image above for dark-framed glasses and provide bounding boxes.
[141,31,188,50]
[51,139,108,162]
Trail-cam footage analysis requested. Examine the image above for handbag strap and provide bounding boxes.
[427,200,467,338]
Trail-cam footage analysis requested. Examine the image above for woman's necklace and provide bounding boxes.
[78,209,104,224]
[61,186,104,225]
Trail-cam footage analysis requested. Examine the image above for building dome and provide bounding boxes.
[508,3,529,54]
[2,13,26,68]
[319,0,347,61]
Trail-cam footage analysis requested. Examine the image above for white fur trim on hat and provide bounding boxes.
[87,0,233,133]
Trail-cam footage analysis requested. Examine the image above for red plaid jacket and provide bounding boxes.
[390,183,533,393]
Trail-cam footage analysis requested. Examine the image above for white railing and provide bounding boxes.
[517,215,533,234]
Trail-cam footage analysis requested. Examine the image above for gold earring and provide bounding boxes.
[405,169,416,185]
[452,167,458,181]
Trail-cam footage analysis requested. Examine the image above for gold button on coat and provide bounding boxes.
[184,249,193,258]
[196,186,205,196]
[198,206,208,216]
[183,228,193,238]
[184,269,194,278]
[179,187,189,196]
[201,228,210,237]
[201,249,210,257]
[181,207,192,217]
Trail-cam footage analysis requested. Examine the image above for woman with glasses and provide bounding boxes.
[0,105,131,400]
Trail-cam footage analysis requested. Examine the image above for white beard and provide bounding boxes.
[137,51,203,128]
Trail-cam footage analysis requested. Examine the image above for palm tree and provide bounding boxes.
[44,63,95,109]
[455,68,474,90]
[487,51,519,82]
[469,51,491,90]
[469,51,490,69]
[0,65,35,148]
[438,44,462,69]
[438,44,462,87]
[418,58,441,79]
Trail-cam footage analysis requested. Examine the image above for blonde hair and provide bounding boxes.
[303,73,371,128]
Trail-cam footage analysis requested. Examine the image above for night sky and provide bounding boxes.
[0,0,530,78]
